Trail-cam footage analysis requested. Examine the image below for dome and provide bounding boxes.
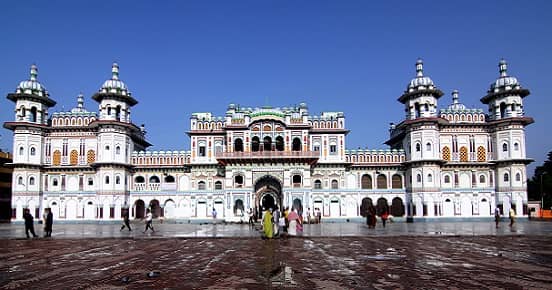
[489,59,520,93]
[407,59,435,92]
[16,64,49,97]
[446,90,466,110]
[99,62,131,96]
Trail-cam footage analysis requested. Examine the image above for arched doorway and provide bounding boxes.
[150,199,161,218]
[360,197,373,217]
[254,175,282,218]
[134,200,145,219]
[390,197,405,217]
[376,198,389,215]
[164,199,176,218]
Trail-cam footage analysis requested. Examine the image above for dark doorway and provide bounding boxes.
[134,200,145,219]
[263,136,272,151]
[254,175,282,218]
[360,197,373,217]
[390,197,405,216]
[292,198,303,216]
[150,199,161,218]
[261,194,276,211]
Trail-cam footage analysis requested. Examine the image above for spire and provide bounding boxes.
[416,58,424,77]
[499,59,508,77]
[30,64,38,81]
[452,89,459,104]
[112,62,119,80]
[77,93,84,110]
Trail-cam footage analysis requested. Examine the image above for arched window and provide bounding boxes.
[426,142,432,151]
[460,146,468,162]
[503,173,509,182]
[234,175,244,187]
[444,175,451,183]
[105,175,110,184]
[416,174,422,183]
[479,175,486,183]
[361,174,372,189]
[19,147,24,155]
[29,177,35,185]
[52,178,58,186]
[105,145,110,151]
[314,179,322,189]
[415,143,421,152]
[500,102,507,118]
[30,147,36,156]
[134,176,145,183]
[18,176,23,185]
[275,136,284,151]
[149,176,160,183]
[515,173,521,182]
[377,174,387,189]
[331,179,339,189]
[251,136,260,152]
[427,174,433,183]
[292,137,301,151]
[115,176,121,185]
[214,181,223,190]
[502,143,508,152]
[514,143,519,151]
[198,181,206,190]
[116,146,121,155]
[391,174,402,188]
[292,175,302,187]
[164,175,175,183]
[442,146,451,161]
[30,107,37,122]
[263,136,272,151]
[88,178,94,186]
[234,138,243,152]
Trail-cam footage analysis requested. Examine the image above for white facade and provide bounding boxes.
[5,60,533,222]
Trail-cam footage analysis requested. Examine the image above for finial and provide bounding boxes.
[416,58,424,77]
[112,62,119,80]
[77,93,84,109]
[499,59,507,77]
[452,89,459,104]
[30,64,38,81]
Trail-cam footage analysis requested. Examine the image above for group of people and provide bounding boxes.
[304,208,322,224]
[365,207,390,229]
[22,208,53,239]
[261,207,304,239]
[494,207,516,228]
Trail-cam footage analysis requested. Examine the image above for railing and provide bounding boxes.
[216,151,319,159]
[149,183,160,191]
[134,183,146,191]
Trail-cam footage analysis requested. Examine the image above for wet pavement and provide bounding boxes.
[1,221,552,289]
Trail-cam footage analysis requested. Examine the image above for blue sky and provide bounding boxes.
[0,1,550,177]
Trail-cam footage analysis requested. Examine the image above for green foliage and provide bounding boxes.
[528,151,552,209]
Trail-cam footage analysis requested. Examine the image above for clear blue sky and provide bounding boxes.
[1,1,550,177]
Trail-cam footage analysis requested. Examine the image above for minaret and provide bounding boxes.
[398,59,444,120]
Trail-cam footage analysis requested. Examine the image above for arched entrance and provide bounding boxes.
[254,175,283,218]
[134,200,145,219]
[150,199,161,218]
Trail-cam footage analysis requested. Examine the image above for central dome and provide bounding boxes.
[16,64,49,97]
[407,59,435,92]
[99,62,131,96]
[489,59,520,93]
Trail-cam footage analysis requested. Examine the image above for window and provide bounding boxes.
[29,177,35,185]
[415,143,421,152]
[502,143,508,152]
[164,175,175,183]
[444,175,451,183]
[275,136,284,151]
[52,178,58,186]
[503,173,509,182]
[391,174,402,189]
[330,144,337,155]
[234,138,243,152]
[116,146,121,155]
[251,136,260,152]
[105,145,110,151]
[149,176,160,183]
[292,175,302,187]
[514,143,519,151]
[30,147,36,156]
[515,173,521,182]
[19,147,24,155]
[115,176,121,185]
[214,181,223,190]
[416,174,422,183]
[377,174,387,189]
[88,178,94,186]
[105,176,110,184]
[234,175,244,187]
[426,143,431,151]
[135,176,145,183]
[331,179,338,189]
[199,145,206,157]
[314,179,322,189]
[361,174,372,189]
[18,176,23,185]
[479,175,486,183]
[292,138,301,151]
[198,181,206,190]
[313,145,320,152]
[427,174,433,183]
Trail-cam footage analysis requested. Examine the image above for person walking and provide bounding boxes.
[23,208,38,238]
[44,208,53,237]
[273,207,281,237]
[143,209,155,233]
[120,210,132,231]
[262,208,273,239]
[494,207,501,228]
[287,208,302,236]
[381,210,389,228]
[248,208,254,226]
[509,208,516,227]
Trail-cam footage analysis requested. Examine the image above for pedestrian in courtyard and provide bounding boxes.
[494,207,501,228]
[212,208,217,220]
[381,210,389,228]
[315,208,321,224]
[273,207,281,237]
[44,208,53,237]
[143,209,155,233]
[283,207,289,233]
[509,208,516,227]
[287,208,302,236]
[248,208,254,226]
[23,208,38,238]
[120,209,132,231]
[262,208,273,239]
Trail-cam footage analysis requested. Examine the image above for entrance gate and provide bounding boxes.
[254,175,283,217]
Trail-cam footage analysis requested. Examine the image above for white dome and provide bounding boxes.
[489,59,520,92]
[16,65,49,97]
[99,63,131,96]
[407,59,435,92]
[446,90,466,110]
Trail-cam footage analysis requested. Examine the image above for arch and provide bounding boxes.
[255,175,283,213]
[443,198,454,216]
[275,136,284,151]
[292,137,301,151]
[444,175,451,184]
[105,175,110,184]
[149,176,160,183]
[504,173,509,182]
[329,197,340,217]
[263,136,272,151]
[500,102,507,118]
[70,149,78,165]
[214,180,223,190]
[391,174,402,188]
[233,199,245,216]
[442,146,451,161]
[30,147,36,156]
[135,176,145,183]
[502,143,508,152]
[29,176,35,186]
[314,179,322,189]
[234,138,243,152]
[477,146,486,162]
[514,142,519,151]
[331,179,339,189]
[460,146,468,162]
[251,136,260,152]
[415,143,421,152]
[292,174,302,187]
[426,142,432,151]
[84,200,95,219]
[115,175,121,185]
[234,175,244,187]
[377,174,387,189]
[376,198,389,215]
[515,172,521,182]
[164,199,176,219]
[30,107,37,122]
[479,174,486,184]
[427,173,433,183]
[198,181,206,190]
[87,150,95,164]
[149,199,161,218]
[164,175,175,183]
[361,174,372,189]
[390,197,405,216]
[360,197,373,217]
[53,150,61,165]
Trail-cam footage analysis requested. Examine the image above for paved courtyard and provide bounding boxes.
[1,221,551,289]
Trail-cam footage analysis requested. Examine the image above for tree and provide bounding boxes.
[527,151,552,209]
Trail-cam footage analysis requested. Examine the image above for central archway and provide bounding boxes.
[254,175,283,217]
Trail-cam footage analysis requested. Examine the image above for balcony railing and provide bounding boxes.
[216,151,319,159]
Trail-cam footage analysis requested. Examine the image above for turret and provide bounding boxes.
[398,59,444,120]
[92,62,137,122]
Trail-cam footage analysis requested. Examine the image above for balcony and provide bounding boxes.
[215,150,319,165]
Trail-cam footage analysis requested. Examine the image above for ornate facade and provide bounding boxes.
[4,60,533,222]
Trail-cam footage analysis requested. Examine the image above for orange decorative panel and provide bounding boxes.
[477,146,486,162]
[70,150,78,165]
[460,146,468,162]
[53,150,61,165]
[87,150,96,164]
[442,146,451,161]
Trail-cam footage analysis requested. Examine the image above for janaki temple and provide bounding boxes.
[4,59,533,222]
